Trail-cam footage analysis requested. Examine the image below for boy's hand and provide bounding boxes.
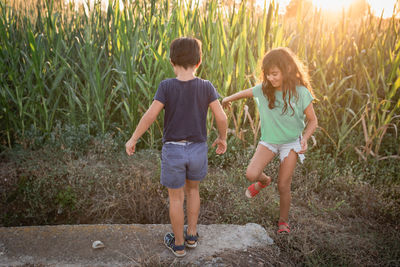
[299,138,308,154]
[212,137,227,154]
[125,138,138,156]
[221,98,231,109]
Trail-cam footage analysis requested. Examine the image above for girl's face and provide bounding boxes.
[266,66,283,90]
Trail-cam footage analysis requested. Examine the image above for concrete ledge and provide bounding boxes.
[0,223,273,266]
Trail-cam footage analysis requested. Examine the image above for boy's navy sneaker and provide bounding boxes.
[164,232,186,257]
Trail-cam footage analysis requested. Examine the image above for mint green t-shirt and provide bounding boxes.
[252,84,314,144]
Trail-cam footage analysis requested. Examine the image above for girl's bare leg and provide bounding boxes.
[246,143,276,190]
[277,150,298,230]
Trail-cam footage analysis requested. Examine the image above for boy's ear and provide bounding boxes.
[195,58,202,68]
[169,59,176,67]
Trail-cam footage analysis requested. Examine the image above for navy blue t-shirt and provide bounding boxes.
[154,78,220,143]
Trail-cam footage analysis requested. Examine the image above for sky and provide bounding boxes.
[258,0,399,18]
[365,0,399,18]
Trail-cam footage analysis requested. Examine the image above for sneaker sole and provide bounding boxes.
[185,242,197,248]
[164,240,186,257]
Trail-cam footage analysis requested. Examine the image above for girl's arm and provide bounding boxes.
[221,88,254,109]
[299,102,318,154]
[125,100,164,155]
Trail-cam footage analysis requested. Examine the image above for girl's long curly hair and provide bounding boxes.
[261,47,314,115]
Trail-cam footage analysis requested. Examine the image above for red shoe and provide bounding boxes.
[245,181,268,198]
[277,222,290,234]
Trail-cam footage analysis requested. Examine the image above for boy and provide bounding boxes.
[125,37,227,257]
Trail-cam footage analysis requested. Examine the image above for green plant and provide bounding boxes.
[0,0,399,174]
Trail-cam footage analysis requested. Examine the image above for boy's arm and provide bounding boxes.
[221,88,254,109]
[209,99,228,154]
[125,100,164,155]
[299,102,318,154]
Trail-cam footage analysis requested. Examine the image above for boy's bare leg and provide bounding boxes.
[168,187,185,252]
[277,150,297,230]
[184,180,200,240]
[246,144,275,189]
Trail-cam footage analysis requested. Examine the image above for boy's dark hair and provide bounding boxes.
[170,37,202,69]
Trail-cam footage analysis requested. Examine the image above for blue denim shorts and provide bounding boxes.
[160,141,208,189]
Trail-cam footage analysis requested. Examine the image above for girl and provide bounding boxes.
[222,47,317,234]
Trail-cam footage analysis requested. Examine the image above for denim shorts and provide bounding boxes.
[259,137,305,163]
[160,141,208,189]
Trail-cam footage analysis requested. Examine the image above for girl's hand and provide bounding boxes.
[125,138,138,156]
[221,88,253,109]
[221,97,231,109]
[299,138,308,154]
[212,137,227,154]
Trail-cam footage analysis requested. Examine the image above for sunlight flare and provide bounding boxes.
[312,0,354,12]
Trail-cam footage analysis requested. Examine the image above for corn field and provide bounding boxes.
[0,0,399,161]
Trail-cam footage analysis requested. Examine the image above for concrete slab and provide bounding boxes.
[0,223,273,266]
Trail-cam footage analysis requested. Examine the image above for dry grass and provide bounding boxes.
[1,142,399,265]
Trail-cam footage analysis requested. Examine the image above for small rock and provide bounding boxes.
[92,240,105,249]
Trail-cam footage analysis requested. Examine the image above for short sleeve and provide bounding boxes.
[154,80,167,104]
[252,84,263,98]
[207,81,220,104]
[298,86,314,112]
